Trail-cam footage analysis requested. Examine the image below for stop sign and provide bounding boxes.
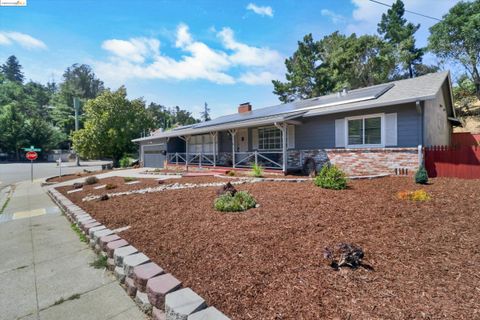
[26,151,38,161]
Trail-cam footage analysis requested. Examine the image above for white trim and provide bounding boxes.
[344,113,385,148]
[257,125,283,151]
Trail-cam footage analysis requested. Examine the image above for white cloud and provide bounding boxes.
[217,27,282,67]
[102,37,159,63]
[321,9,346,24]
[95,24,284,86]
[0,31,47,50]
[246,3,273,17]
[347,0,457,47]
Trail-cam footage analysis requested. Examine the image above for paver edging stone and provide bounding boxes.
[45,185,231,320]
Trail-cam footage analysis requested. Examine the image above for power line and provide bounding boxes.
[368,0,442,22]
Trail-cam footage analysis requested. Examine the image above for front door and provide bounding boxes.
[236,129,248,152]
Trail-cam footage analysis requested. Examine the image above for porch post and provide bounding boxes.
[210,132,217,167]
[184,136,190,171]
[275,122,287,173]
[229,129,237,169]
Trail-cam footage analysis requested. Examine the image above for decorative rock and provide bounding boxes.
[99,234,121,250]
[134,262,165,292]
[135,290,152,313]
[67,188,83,194]
[153,307,166,320]
[187,307,230,320]
[113,245,138,267]
[106,239,129,258]
[107,258,116,271]
[123,253,150,277]
[88,225,106,238]
[94,184,106,189]
[125,277,137,297]
[114,266,126,283]
[165,288,206,320]
[147,273,182,310]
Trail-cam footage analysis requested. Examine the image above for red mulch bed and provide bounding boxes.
[57,177,480,319]
[46,170,111,183]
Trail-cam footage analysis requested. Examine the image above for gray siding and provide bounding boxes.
[295,103,422,149]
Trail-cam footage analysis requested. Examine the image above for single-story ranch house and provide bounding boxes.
[133,71,459,176]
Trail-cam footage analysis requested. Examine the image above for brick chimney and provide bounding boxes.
[238,102,252,113]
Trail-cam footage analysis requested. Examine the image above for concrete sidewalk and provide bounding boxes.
[0,180,145,320]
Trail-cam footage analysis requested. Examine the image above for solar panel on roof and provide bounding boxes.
[192,83,394,129]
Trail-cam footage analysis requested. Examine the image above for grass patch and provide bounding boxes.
[90,255,108,269]
[53,293,81,306]
[0,185,14,214]
[70,223,87,243]
[123,177,136,182]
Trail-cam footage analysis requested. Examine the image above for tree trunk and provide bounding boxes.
[408,63,414,78]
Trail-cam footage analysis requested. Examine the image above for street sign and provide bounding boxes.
[22,145,42,152]
[26,151,38,161]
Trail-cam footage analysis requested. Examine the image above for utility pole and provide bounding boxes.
[73,97,81,166]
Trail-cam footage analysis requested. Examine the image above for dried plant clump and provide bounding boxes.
[99,194,109,201]
[397,189,431,201]
[217,182,237,196]
[105,184,117,190]
[323,243,370,270]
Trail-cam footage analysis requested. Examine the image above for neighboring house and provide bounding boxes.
[133,71,459,176]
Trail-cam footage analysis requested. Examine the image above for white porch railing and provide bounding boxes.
[167,151,283,169]
[167,152,215,167]
[234,151,283,169]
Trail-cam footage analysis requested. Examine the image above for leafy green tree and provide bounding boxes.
[1,55,24,83]
[377,0,424,78]
[0,103,27,159]
[172,106,199,126]
[51,64,105,136]
[147,102,173,129]
[72,86,155,164]
[429,0,480,98]
[272,32,396,102]
[23,117,66,152]
[273,34,333,102]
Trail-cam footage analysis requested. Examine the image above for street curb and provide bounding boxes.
[46,186,230,320]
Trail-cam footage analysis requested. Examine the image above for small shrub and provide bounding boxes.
[214,191,256,212]
[90,255,108,269]
[415,164,429,184]
[251,164,264,178]
[84,176,98,185]
[119,155,132,168]
[217,182,237,196]
[105,183,117,190]
[397,189,431,201]
[226,170,236,176]
[123,177,135,182]
[314,165,347,190]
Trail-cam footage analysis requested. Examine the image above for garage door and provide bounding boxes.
[144,153,165,168]
[143,144,166,168]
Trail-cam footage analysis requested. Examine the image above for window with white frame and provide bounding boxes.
[346,114,383,147]
[188,134,214,153]
[258,126,282,150]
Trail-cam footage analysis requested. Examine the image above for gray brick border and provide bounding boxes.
[46,186,231,320]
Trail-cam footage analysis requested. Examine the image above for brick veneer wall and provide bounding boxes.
[287,148,419,176]
[326,148,419,176]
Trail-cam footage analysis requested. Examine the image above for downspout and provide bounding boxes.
[416,100,424,165]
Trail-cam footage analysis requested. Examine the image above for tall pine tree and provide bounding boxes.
[1,55,24,83]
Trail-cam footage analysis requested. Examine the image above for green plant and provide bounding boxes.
[119,155,132,168]
[123,177,136,182]
[214,191,257,212]
[415,164,429,184]
[314,164,347,190]
[70,223,87,243]
[90,255,108,269]
[84,176,99,185]
[105,183,117,190]
[226,170,236,176]
[251,164,264,177]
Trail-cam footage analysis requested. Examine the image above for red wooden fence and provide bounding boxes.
[451,132,480,146]
[424,145,480,179]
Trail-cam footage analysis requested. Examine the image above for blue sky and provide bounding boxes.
[0,0,459,119]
